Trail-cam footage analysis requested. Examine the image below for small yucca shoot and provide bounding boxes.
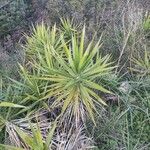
[60,18,78,39]
[131,50,150,77]
[25,23,62,65]
[143,14,150,31]
[0,121,56,150]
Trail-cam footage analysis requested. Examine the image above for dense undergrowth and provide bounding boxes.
[0,0,150,150]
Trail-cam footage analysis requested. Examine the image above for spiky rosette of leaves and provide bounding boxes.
[30,26,115,124]
[131,50,150,77]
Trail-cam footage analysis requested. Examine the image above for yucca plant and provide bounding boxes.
[9,23,115,126]
[0,108,57,150]
[4,24,63,115]
[0,82,26,132]
[30,26,115,125]
[60,18,79,40]
[25,22,62,64]
[0,120,56,150]
[131,50,150,77]
[0,101,26,135]
[0,87,28,149]
[143,14,150,31]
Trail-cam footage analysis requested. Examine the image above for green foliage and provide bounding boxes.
[21,24,115,124]
[143,15,150,31]
[25,23,61,62]
[0,121,56,150]
[131,50,150,77]
[87,78,150,150]
[15,122,56,150]
[0,0,150,146]
[60,18,79,40]
[0,102,25,108]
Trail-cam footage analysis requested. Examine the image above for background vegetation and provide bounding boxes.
[0,0,150,150]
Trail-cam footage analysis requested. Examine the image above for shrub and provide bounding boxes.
[16,23,115,125]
